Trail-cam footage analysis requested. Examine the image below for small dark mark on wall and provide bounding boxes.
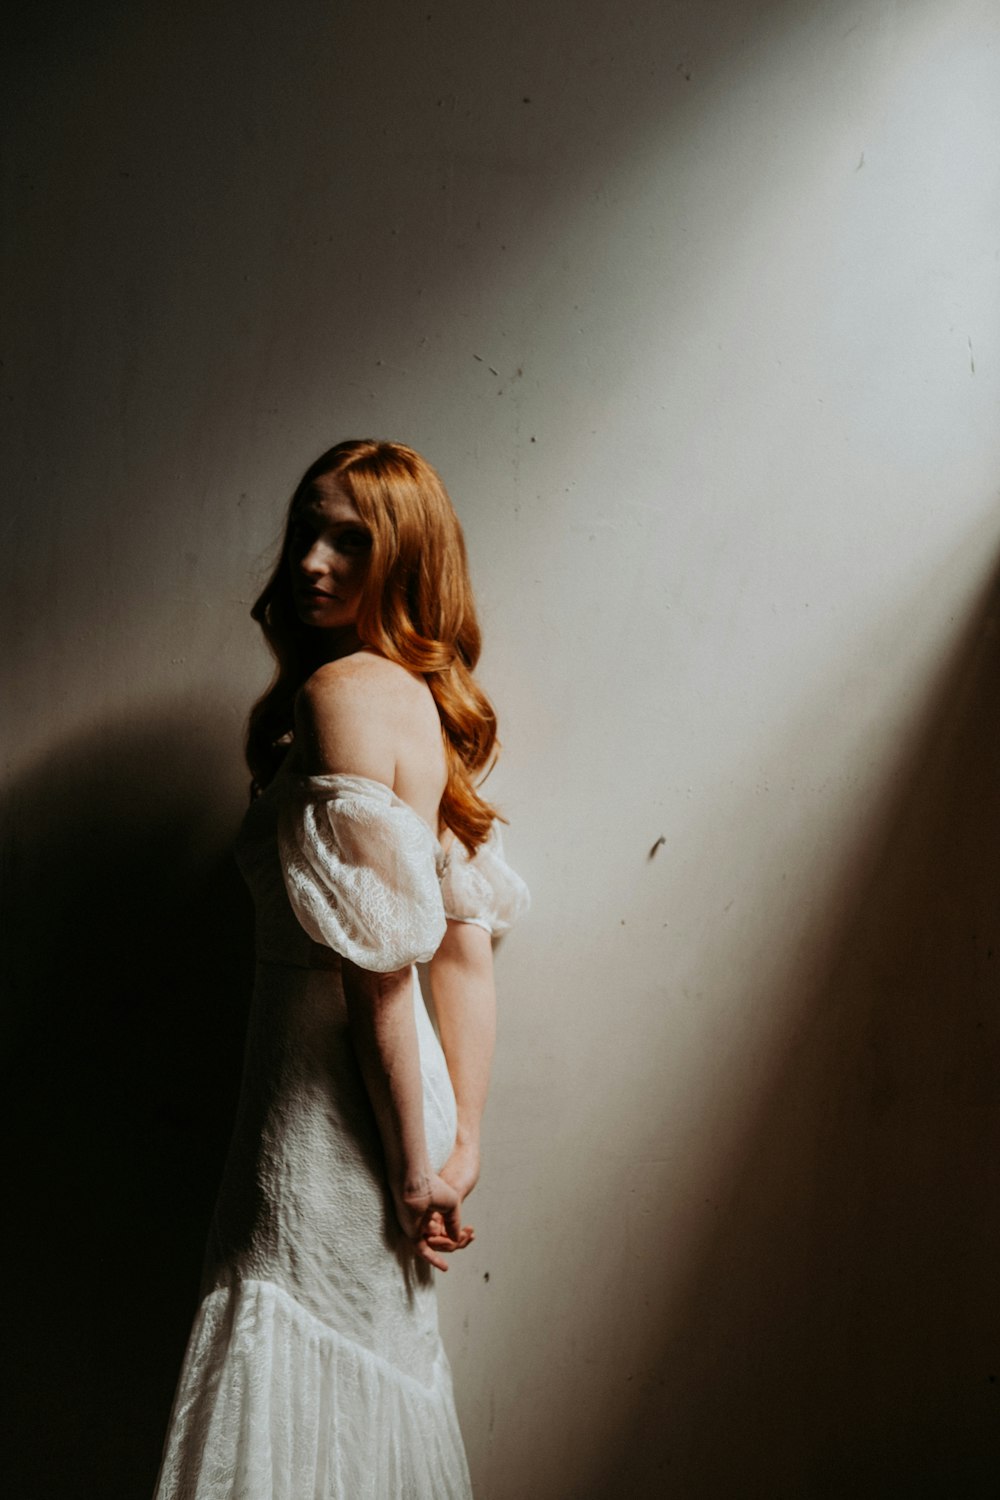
[483,1271,490,1282]
[968,335,976,375]
[648,835,666,859]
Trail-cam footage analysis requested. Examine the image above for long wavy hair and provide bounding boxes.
[246,439,500,851]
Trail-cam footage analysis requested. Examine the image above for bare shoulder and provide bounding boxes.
[302,652,424,717]
[295,652,437,784]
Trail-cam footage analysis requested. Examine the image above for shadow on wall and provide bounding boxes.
[586,556,1000,1500]
[0,708,254,1500]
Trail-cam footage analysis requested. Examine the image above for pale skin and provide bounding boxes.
[286,476,496,1271]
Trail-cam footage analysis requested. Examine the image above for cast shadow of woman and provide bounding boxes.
[0,703,255,1499]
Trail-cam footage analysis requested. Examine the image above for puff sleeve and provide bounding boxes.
[439,821,531,936]
[277,774,447,972]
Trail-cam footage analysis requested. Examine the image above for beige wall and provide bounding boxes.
[5,1,1000,1494]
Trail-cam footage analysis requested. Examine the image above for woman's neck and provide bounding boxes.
[312,626,366,663]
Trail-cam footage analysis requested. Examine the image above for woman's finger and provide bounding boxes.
[426,1227,475,1251]
[441,1204,463,1240]
[414,1237,451,1271]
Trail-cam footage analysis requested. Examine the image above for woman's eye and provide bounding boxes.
[337,529,371,554]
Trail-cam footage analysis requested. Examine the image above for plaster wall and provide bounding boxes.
[4,1,1000,1495]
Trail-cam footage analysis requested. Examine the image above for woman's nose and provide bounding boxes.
[300,539,331,576]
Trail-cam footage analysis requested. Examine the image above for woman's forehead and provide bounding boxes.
[297,477,363,525]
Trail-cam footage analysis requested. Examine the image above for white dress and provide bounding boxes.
[152,763,529,1500]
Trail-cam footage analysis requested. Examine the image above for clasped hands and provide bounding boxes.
[394,1146,480,1272]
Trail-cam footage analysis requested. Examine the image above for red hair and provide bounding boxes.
[247,440,500,852]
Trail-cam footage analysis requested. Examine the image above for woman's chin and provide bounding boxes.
[296,603,350,629]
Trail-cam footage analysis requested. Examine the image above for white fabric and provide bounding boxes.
[278,774,447,972]
[439,820,530,936]
[153,765,529,1500]
[156,1281,470,1500]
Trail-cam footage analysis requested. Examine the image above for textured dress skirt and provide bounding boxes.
[152,765,529,1500]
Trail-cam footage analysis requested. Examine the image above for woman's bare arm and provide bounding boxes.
[342,959,469,1269]
[295,661,472,1269]
[428,919,497,1201]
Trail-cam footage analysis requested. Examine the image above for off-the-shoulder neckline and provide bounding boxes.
[281,764,446,852]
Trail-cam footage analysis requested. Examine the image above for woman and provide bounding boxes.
[153,440,529,1499]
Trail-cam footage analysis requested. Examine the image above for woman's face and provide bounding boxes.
[287,477,373,632]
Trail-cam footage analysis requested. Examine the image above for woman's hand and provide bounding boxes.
[393,1173,475,1271]
[439,1141,481,1203]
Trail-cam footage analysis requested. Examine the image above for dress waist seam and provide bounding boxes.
[205,1276,448,1395]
